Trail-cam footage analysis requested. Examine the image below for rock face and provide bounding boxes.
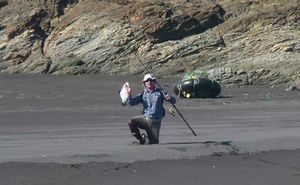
[0,0,299,86]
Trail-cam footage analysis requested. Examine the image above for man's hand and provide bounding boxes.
[125,84,131,95]
[164,94,171,101]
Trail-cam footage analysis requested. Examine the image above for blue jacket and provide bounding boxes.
[128,88,176,120]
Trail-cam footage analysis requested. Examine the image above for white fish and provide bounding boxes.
[119,82,130,106]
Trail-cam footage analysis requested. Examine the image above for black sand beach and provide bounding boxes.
[0,74,300,185]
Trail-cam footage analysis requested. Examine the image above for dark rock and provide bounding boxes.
[0,0,299,87]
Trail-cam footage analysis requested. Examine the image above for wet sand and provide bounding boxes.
[0,74,300,185]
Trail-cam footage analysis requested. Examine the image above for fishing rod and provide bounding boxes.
[133,53,197,136]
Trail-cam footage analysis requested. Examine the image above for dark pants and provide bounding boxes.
[128,116,161,144]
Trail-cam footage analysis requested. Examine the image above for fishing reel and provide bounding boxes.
[168,107,176,117]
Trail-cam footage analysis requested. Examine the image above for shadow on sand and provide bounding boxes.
[160,140,233,146]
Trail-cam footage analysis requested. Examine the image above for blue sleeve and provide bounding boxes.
[128,93,143,106]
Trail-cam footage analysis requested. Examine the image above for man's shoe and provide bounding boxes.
[139,134,147,145]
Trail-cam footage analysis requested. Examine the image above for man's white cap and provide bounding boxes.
[142,73,156,82]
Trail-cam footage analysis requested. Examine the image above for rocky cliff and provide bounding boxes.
[0,0,299,86]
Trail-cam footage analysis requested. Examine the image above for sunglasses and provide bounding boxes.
[144,79,155,82]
